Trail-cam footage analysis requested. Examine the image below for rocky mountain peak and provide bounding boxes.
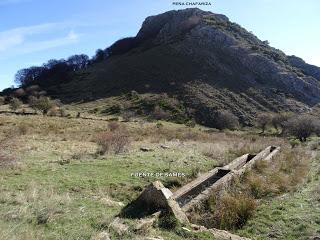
[136,8,228,43]
[22,8,320,126]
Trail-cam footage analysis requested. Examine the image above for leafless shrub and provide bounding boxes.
[284,115,320,141]
[96,129,130,155]
[271,112,292,133]
[256,112,272,133]
[9,98,22,111]
[28,95,37,106]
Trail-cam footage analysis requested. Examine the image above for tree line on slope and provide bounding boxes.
[12,36,139,88]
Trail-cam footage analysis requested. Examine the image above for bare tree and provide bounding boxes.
[271,112,292,134]
[284,115,320,141]
[9,98,22,111]
[256,113,272,133]
[67,54,89,71]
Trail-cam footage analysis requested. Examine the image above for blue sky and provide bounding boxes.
[0,0,319,90]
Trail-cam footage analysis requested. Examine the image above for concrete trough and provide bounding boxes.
[121,145,280,220]
[173,146,280,211]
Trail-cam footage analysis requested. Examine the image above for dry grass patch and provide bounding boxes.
[0,136,20,168]
[211,193,257,230]
[0,153,18,168]
[243,148,311,197]
[0,184,71,227]
[188,146,311,231]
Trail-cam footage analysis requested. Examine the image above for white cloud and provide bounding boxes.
[16,30,79,55]
[0,23,69,51]
[67,30,78,41]
[0,34,24,51]
[0,23,80,58]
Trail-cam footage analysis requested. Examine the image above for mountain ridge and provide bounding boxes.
[4,8,320,126]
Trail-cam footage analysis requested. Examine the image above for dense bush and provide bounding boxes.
[214,110,239,130]
[29,96,57,115]
[107,37,137,56]
[9,98,22,111]
[92,49,106,63]
[15,55,90,87]
[25,85,41,95]
[284,115,320,141]
[136,94,188,123]
[13,88,26,98]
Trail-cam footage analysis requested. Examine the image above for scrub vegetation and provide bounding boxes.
[0,100,319,239]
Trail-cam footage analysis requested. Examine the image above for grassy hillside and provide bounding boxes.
[0,102,319,239]
[1,8,320,239]
[237,151,320,239]
[8,9,320,128]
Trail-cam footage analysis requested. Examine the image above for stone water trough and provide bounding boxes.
[120,146,280,222]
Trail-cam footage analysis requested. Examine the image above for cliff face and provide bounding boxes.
[46,8,320,126]
[287,56,320,81]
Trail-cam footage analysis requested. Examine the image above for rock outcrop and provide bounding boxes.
[288,55,320,81]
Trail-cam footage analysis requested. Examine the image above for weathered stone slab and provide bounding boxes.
[120,181,188,224]
[264,146,281,161]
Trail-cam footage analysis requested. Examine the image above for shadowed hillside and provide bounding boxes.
[6,8,320,127]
